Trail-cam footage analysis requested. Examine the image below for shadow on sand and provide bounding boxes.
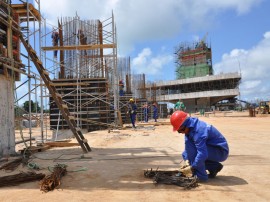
[207,175,248,186]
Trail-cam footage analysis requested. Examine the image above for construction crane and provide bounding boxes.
[237,99,257,108]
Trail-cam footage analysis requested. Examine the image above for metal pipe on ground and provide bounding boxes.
[15,137,35,145]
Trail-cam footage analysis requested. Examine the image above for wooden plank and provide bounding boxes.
[11,3,41,21]
[62,104,68,109]
[29,48,36,54]
[19,145,51,154]
[44,142,80,147]
[49,82,90,86]
[43,70,49,76]
[69,116,75,120]
[55,93,62,98]
[117,110,123,127]
[37,59,43,65]
[41,44,116,51]
[19,33,91,153]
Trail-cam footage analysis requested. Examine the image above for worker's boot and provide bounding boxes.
[208,163,223,178]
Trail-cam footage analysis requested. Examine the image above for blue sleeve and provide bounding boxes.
[182,135,188,160]
[192,128,208,169]
[192,132,208,169]
[182,150,188,161]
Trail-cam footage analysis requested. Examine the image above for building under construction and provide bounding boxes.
[145,37,241,112]
[175,38,213,79]
[0,0,167,156]
[44,15,118,136]
[0,0,240,157]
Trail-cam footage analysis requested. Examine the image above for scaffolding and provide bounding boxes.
[0,0,171,156]
[41,13,119,134]
[175,37,213,79]
[1,0,166,154]
[0,0,45,152]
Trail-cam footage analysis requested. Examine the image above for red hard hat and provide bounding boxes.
[170,110,188,131]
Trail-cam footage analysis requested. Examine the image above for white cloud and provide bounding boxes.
[131,48,173,76]
[39,0,262,54]
[264,31,270,39]
[36,0,266,100]
[214,31,270,100]
[202,0,263,14]
[132,48,152,67]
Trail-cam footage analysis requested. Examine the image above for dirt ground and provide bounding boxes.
[0,111,270,202]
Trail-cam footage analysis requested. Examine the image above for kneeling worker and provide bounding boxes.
[170,110,229,181]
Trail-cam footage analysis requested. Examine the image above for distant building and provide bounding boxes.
[175,37,213,79]
[145,36,241,113]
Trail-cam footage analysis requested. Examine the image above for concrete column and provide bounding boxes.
[0,75,15,157]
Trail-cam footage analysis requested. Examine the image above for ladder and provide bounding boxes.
[19,34,91,153]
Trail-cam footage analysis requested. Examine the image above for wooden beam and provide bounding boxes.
[50,82,90,86]
[41,44,116,51]
[44,142,80,147]
[58,19,65,78]
[11,3,41,21]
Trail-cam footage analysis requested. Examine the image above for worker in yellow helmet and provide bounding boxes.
[127,98,137,128]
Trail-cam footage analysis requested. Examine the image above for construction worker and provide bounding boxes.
[119,80,125,96]
[170,110,229,182]
[77,29,87,45]
[174,99,185,111]
[143,103,150,123]
[152,102,158,122]
[77,29,87,55]
[51,31,59,58]
[127,98,137,128]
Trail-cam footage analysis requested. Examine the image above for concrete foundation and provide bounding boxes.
[52,129,88,141]
[0,75,16,157]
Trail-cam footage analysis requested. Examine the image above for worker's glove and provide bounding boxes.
[180,160,190,169]
[180,165,193,177]
[131,110,134,114]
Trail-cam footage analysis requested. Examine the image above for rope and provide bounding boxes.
[48,163,67,172]
[68,167,88,172]
[47,163,87,173]
[27,162,40,170]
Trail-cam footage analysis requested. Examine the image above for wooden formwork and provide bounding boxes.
[49,78,111,132]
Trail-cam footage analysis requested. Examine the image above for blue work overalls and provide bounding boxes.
[128,103,137,128]
[181,117,229,181]
[153,105,158,122]
[143,106,149,122]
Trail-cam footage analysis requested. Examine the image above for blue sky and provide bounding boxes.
[21,0,270,103]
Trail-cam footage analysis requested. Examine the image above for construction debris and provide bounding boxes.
[0,157,26,171]
[144,168,198,189]
[0,172,45,187]
[0,158,8,164]
[40,164,67,192]
[19,145,51,155]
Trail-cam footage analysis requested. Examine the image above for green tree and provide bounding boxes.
[22,100,41,113]
[14,105,24,117]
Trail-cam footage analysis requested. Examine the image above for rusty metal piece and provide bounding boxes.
[0,157,27,171]
[144,168,198,189]
[144,168,180,178]
[0,172,45,187]
[39,164,67,192]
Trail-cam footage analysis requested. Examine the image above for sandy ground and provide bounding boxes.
[0,111,270,202]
